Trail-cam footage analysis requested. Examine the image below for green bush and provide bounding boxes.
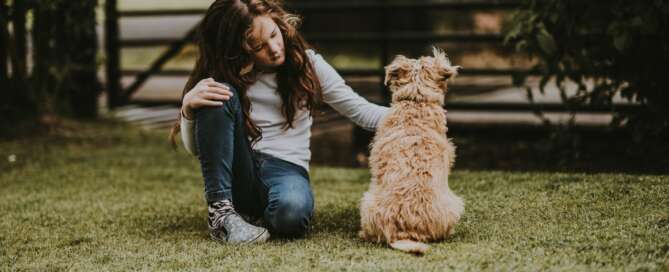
[1,0,99,137]
[505,0,669,139]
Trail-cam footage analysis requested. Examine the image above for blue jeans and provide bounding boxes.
[193,85,314,237]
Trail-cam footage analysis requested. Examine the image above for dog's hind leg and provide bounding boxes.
[359,191,383,242]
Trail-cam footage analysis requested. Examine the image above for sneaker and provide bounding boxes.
[208,200,270,244]
[240,213,266,228]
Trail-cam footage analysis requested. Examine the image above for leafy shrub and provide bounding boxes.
[505,0,669,140]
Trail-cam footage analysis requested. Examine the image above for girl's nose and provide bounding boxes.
[268,41,281,55]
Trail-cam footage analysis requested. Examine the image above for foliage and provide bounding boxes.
[1,119,668,271]
[1,0,99,137]
[504,0,669,139]
[32,0,100,118]
[0,0,37,127]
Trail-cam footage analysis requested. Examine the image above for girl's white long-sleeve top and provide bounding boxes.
[180,49,389,171]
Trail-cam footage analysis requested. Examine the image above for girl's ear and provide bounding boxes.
[384,55,413,86]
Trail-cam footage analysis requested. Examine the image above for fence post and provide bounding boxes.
[105,0,122,108]
[379,1,391,105]
[352,1,391,166]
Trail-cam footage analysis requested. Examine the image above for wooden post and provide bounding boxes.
[105,0,122,108]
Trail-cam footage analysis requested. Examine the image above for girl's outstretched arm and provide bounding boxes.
[308,50,390,131]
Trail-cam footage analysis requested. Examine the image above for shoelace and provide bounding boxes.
[208,200,236,229]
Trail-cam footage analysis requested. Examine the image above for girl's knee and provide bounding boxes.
[195,86,241,119]
[266,195,313,237]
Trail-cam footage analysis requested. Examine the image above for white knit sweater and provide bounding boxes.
[181,49,389,171]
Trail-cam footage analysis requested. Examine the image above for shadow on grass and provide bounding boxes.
[311,204,360,237]
[334,124,669,174]
[450,125,669,174]
[158,213,207,234]
[124,208,209,240]
[128,203,367,243]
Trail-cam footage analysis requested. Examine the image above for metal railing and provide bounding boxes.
[105,0,536,108]
[105,0,638,115]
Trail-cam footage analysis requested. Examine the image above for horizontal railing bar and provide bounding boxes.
[126,99,640,114]
[334,68,539,76]
[310,33,504,42]
[122,68,538,77]
[445,103,641,113]
[119,1,522,17]
[120,38,185,47]
[290,1,523,10]
[120,9,205,17]
[121,33,505,47]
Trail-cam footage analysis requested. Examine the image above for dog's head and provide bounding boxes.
[384,47,460,103]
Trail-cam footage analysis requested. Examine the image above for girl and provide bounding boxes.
[170,0,388,244]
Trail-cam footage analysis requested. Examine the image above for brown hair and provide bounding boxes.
[169,0,322,147]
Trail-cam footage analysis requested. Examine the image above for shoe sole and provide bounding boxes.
[209,229,270,245]
[249,229,270,244]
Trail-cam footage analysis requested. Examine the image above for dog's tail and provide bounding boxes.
[389,240,430,255]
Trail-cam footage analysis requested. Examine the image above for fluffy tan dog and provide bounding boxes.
[359,47,464,254]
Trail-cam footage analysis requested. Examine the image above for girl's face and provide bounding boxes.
[248,15,285,70]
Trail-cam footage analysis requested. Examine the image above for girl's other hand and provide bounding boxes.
[181,78,234,120]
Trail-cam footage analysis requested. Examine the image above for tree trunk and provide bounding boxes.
[31,1,57,115]
[0,1,9,130]
[0,1,8,83]
[10,0,32,116]
[11,0,27,80]
[1,0,36,127]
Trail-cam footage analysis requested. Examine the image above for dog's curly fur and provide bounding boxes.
[359,48,464,254]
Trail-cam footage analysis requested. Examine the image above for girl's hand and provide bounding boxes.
[181,78,234,120]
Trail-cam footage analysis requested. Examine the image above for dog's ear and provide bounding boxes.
[384,55,413,86]
[439,65,461,81]
[431,46,461,81]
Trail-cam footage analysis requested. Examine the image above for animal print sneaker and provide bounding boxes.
[208,199,270,244]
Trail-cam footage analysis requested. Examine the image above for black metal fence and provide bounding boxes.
[106,1,530,108]
[104,0,637,114]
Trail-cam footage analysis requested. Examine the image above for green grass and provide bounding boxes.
[1,119,668,271]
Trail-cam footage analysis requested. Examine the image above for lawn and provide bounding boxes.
[1,119,668,271]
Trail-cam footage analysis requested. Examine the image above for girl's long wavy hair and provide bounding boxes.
[169,0,322,147]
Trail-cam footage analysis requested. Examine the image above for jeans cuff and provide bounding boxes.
[205,191,232,204]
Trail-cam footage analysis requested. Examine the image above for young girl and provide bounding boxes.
[170,0,389,244]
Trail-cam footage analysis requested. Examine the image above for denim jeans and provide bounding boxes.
[193,85,314,237]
